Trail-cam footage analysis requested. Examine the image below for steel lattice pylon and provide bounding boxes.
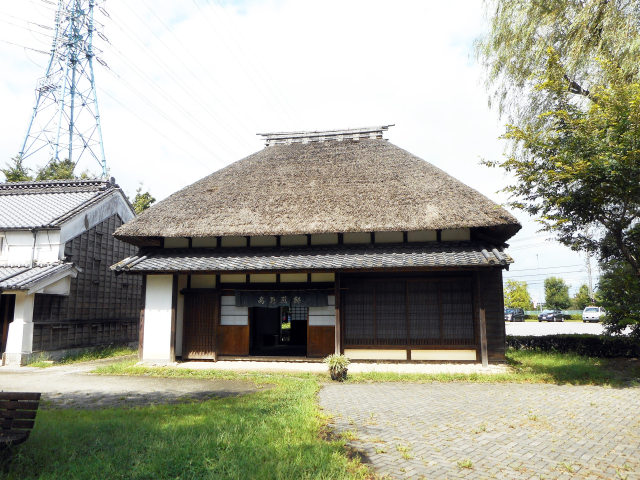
[19,0,107,177]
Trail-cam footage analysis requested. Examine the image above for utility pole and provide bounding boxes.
[19,0,107,177]
[585,253,594,302]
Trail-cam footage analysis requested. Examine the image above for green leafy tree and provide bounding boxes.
[571,284,592,310]
[35,158,76,180]
[476,0,640,123]
[1,156,32,182]
[598,261,640,337]
[131,186,156,214]
[478,1,640,332]
[544,277,571,310]
[503,279,533,310]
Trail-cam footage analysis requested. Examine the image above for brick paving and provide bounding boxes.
[319,383,640,479]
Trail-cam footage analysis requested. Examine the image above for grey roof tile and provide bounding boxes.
[0,263,76,290]
[0,179,117,229]
[112,242,513,273]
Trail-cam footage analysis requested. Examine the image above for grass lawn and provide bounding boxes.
[348,349,639,386]
[27,346,137,368]
[2,372,371,480]
[4,349,637,479]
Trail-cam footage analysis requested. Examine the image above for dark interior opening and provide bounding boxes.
[1,294,16,356]
[249,305,307,356]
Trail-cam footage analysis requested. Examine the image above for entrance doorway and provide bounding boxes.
[1,294,15,358]
[182,291,218,360]
[250,305,308,356]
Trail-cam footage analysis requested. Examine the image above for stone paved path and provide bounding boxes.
[0,357,261,409]
[319,383,640,479]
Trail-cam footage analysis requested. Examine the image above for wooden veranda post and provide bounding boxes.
[474,272,489,367]
[169,275,178,362]
[138,275,147,361]
[334,273,341,354]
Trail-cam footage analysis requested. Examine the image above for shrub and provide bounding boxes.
[506,334,640,358]
[324,354,350,381]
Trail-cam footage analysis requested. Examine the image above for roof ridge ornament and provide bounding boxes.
[257,125,394,146]
[0,178,111,194]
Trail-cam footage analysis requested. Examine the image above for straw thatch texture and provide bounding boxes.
[115,139,520,245]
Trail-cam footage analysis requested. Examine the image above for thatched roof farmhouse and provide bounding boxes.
[113,126,520,364]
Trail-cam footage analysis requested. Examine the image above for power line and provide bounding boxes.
[508,264,583,272]
[101,6,249,157]
[0,38,49,55]
[190,0,297,126]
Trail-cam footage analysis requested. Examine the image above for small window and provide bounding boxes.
[0,236,5,254]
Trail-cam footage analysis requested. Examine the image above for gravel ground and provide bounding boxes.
[0,356,261,409]
[177,360,509,375]
[506,321,605,336]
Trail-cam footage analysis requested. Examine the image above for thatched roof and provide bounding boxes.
[115,136,520,246]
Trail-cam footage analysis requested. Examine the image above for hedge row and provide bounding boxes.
[506,334,640,358]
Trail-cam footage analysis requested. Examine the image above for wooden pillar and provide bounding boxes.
[138,275,147,361]
[475,272,488,367]
[334,273,341,354]
[169,274,178,362]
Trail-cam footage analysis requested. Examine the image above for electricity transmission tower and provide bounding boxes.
[19,0,107,177]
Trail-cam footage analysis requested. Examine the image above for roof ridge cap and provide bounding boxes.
[257,125,394,146]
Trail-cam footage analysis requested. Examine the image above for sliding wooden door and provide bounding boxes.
[182,291,219,360]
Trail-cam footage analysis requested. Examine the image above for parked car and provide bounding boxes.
[504,308,525,322]
[538,309,564,322]
[582,306,606,323]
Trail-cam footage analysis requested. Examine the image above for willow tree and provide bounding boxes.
[477,0,640,124]
[477,0,640,335]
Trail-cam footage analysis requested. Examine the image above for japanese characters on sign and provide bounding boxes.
[236,291,327,308]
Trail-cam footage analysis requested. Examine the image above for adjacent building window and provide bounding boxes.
[343,277,475,346]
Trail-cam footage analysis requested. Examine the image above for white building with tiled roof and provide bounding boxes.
[1,179,142,365]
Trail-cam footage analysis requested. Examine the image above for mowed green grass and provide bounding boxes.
[348,349,639,386]
[27,346,137,368]
[5,350,637,479]
[3,374,370,480]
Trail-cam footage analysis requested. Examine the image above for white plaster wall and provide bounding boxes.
[441,228,471,241]
[142,275,174,362]
[3,292,34,364]
[220,295,248,326]
[374,231,404,243]
[164,237,189,248]
[309,295,336,326]
[0,230,61,266]
[59,191,134,246]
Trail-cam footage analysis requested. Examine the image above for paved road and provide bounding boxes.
[506,321,605,336]
[0,357,260,409]
[319,383,640,479]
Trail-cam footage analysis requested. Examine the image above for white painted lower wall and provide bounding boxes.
[142,275,174,362]
[411,349,477,361]
[344,349,408,360]
[3,292,35,365]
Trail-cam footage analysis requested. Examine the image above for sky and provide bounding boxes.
[0,0,597,304]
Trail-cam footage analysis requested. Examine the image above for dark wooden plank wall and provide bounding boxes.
[478,268,506,362]
[182,291,218,360]
[217,326,249,355]
[31,214,143,351]
[307,325,334,357]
